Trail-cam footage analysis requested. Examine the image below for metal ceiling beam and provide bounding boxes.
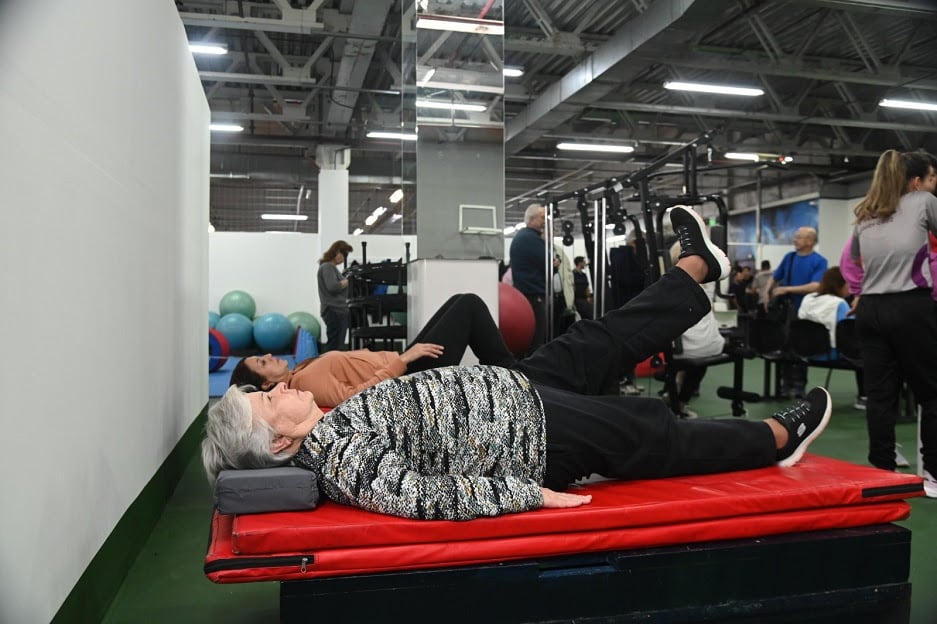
[785,0,937,17]
[505,0,737,155]
[650,51,937,92]
[588,100,937,133]
[323,0,394,135]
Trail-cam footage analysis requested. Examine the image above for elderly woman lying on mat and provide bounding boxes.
[229,292,517,407]
[203,207,832,520]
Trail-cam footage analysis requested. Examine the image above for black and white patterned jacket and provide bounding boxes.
[292,365,546,520]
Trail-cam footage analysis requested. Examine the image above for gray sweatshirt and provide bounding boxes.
[851,191,937,295]
[317,261,347,311]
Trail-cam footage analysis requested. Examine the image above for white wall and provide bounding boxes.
[209,232,417,319]
[0,2,208,621]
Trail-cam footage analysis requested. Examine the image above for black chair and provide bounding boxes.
[834,318,863,367]
[788,319,858,388]
[747,317,787,399]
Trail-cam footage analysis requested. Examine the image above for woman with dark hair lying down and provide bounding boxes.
[229,292,517,408]
[203,207,832,520]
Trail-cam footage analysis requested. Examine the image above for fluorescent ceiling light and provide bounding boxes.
[353,228,364,236]
[365,214,378,226]
[208,223,216,233]
[417,99,487,112]
[416,15,504,36]
[189,43,227,55]
[389,189,404,203]
[367,131,418,141]
[419,67,436,86]
[209,172,250,179]
[663,81,764,97]
[209,123,243,132]
[724,152,760,161]
[261,214,308,221]
[557,142,635,154]
[391,213,402,222]
[880,98,937,112]
[503,66,524,78]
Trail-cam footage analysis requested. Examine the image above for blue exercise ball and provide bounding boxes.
[209,311,221,329]
[219,290,256,319]
[216,312,255,350]
[253,313,295,353]
[287,311,321,339]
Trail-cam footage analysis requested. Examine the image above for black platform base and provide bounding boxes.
[280,524,911,623]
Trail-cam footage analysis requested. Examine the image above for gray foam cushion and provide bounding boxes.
[214,466,319,514]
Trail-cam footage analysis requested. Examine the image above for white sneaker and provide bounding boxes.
[895,444,911,468]
[924,470,937,499]
[620,383,644,396]
[677,403,698,420]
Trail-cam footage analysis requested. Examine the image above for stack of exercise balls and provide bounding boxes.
[209,289,324,371]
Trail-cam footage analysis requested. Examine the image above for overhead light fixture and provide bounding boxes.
[880,98,937,112]
[724,152,794,163]
[503,66,524,78]
[389,189,404,203]
[724,152,761,161]
[208,223,216,233]
[663,81,764,97]
[366,131,418,141]
[209,172,251,179]
[352,228,364,236]
[416,15,504,36]
[261,214,308,221]
[189,43,227,55]
[390,213,402,222]
[365,214,378,226]
[557,142,635,154]
[419,67,437,86]
[209,123,244,132]
[417,99,487,112]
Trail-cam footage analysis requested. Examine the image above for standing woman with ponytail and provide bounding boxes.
[318,240,353,353]
[850,150,937,497]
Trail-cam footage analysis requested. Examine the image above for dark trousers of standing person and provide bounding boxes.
[321,306,350,353]
[406,294,516,373]
[507,268,776,491]
[856,290,937,473]
[521,292,547,357]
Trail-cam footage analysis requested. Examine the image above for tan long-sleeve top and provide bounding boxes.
[286,349,407,407]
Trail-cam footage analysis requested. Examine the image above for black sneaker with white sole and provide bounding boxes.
[773,387,831,467]
[669,206,731,283]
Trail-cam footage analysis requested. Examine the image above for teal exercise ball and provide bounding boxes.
[208,311,221,329]
[253,313,295,353]
[219,290,256,319]
[216,312,254,350]
[287,311,321,339]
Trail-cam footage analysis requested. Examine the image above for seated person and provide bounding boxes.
[668,243,727,419]
[202,207,832,520]
[797,266,865,408]
[728,264,753,311]
[230,293,517,407]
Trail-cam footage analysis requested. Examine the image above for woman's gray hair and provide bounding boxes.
[201,384,295,484]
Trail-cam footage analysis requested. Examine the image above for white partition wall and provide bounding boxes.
[407,259,500,365]
[0,2,208,621]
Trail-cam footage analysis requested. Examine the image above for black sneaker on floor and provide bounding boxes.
[773,387,831,467]
[669,205,730,283]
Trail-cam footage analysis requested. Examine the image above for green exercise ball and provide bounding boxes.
[219,290,256,319]
[288,311,321,339]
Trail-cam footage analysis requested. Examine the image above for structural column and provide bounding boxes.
[316,145,350,248]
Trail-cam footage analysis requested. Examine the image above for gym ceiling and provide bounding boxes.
[177,0,937,235]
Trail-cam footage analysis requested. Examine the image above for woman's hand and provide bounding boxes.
[540,487,592,509]
[399,343,444,364]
